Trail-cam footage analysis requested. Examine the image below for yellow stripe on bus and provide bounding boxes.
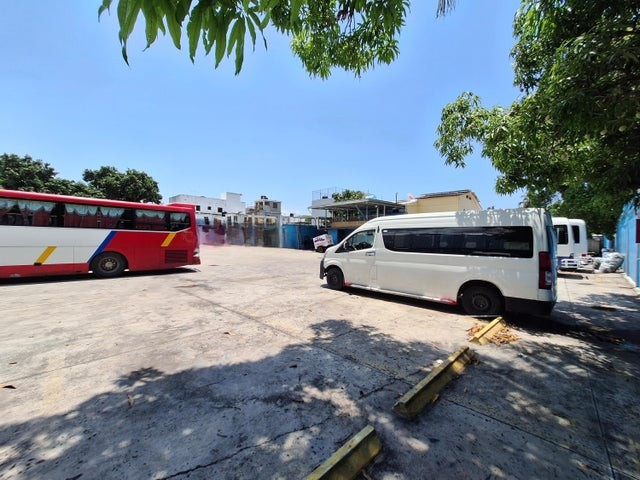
[161,232,177,247]
[35,246,56,265]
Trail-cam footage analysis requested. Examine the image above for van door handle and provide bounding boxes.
[366,251,376,256]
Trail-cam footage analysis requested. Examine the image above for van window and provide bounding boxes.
[555,225,569,244]
[344,229,375,251]
[572,225,581,244]
[381,226,533,258]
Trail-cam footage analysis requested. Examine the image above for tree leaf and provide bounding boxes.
[98,0,113,19]
[161,0,183,49]
[234,21,246,75]
[187,3,204,61]
[141,0,159,49]
[290,0,304,24]
[246,15,257,50]
[215,18,227,67]
[227,17,243,56]
[116,0,143,64]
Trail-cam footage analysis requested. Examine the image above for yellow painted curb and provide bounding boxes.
[393,346,473,419]
[304,425,381,480]
[469,316,505,345]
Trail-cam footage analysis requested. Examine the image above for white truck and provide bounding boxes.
[313,233,334,253]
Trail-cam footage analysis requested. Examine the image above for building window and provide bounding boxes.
[196,205,201,211]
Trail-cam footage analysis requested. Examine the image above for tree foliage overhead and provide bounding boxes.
[99,0,455,78]
[0,154,162,204]
[435,0,640,235]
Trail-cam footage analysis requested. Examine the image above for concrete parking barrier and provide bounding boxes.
[394,345,473,419]
[304,425,381,480]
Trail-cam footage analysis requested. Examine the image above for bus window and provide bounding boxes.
[99,206,125,229]
[135,209,168,231]
[169,212,190,231]
[117,209,136,230]
[65,204,99,228]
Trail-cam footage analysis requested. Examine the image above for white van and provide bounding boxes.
[552,217,588,270]
[320,208,557,316]
[570,218,588,257]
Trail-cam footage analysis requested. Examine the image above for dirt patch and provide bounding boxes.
[467,323,519,345]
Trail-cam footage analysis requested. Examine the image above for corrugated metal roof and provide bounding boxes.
[416,190,474,199]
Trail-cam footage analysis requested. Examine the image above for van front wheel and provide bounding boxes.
[460,285,503,316]
[326,267,344,290]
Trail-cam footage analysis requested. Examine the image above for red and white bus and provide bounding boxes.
[0,189,200,279]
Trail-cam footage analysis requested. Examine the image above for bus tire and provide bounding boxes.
[326,267,344,290]
[460,285,503,316]
[92,252,127,278]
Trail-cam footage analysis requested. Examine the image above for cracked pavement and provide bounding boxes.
[1,246,638,479]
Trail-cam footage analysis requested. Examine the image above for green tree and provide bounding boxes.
[0,154,100,197]
[99,0,456,78]
[435,0,639,235]
[46,178,104,198]
[83,166,162,203]
[0,154,57,192]
[332,188,366,202]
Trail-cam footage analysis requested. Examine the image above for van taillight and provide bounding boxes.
[539,251,552,289]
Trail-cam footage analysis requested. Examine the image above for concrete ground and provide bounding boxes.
[0,245,638,480]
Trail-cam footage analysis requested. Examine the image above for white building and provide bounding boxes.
[169,192,246,224]
[310,187,339,218]
[249,195,282,216]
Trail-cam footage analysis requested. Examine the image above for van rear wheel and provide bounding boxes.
[326,267,344,290]
[460,285,503,316]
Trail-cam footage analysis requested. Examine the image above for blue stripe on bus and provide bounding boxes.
[88,231,118,263]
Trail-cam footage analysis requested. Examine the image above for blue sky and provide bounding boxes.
[1,1,522,214]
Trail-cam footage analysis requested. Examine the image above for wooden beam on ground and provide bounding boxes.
[304,425,382,480]
[469,316,506,345]
[393,345,473,419]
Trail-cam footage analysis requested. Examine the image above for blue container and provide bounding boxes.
[282,224,321,250]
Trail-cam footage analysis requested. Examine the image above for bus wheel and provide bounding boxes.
[460,285,503,316]
[326,267,344,290]
[92,252,126,278]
